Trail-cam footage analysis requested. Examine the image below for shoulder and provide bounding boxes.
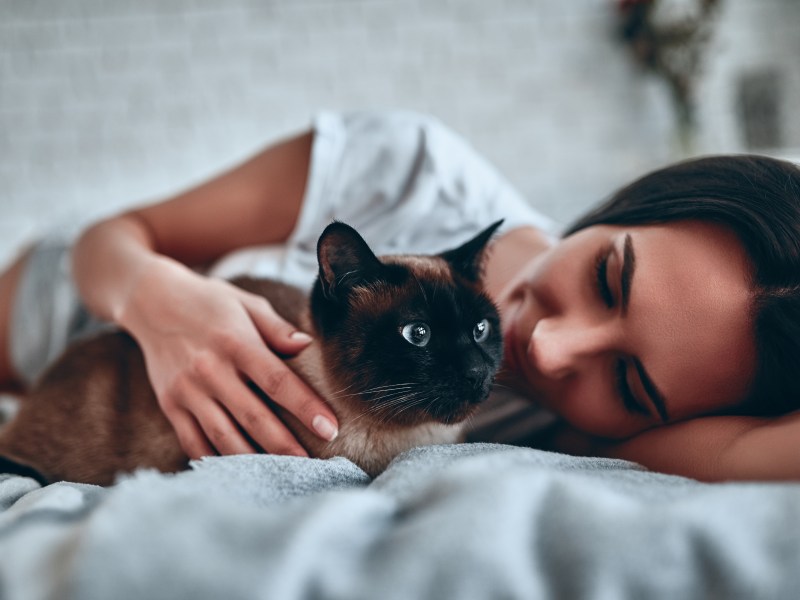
[261,109,558,287]
[311,109,477,199]
[308,109,557,238]
[313,108,494,180]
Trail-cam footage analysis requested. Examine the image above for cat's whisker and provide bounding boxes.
[367,399,414,419]
[330,382,417,400]
[384,402,422,422]
[328,382,359,398]
[341,396,416,427]
[419,393,439,411]
[491,382,515,391]
[366,389,421,406]
[342,403,386,427]
[354,388,418,413]
[370,396,411,410]
[370,394,419,423]
[330,388,412,400]
[369,395,421,419]
[380,393,430,422]
[362,385,417,396]
[384,394,420,408]
[343,392,420,426]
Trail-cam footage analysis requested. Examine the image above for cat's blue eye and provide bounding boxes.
[473,319,490,343]
[402,322,431,347]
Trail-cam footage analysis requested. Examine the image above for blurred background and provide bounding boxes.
[1,0,799,268]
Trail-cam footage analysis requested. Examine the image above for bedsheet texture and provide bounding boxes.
[1,443,799,600]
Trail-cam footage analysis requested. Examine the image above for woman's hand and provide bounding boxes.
[69,131,329,460]
[118,256,339,460]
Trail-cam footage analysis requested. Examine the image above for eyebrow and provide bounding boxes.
[620,234,670,423]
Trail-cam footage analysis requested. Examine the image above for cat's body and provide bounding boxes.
[0,222,504,485]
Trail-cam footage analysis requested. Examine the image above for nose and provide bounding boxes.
[459,350,492,398]
[465,365,486,388]
[463,351,489,382]
[529,316,617,379]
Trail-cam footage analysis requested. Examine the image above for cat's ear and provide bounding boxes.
[440,219,504,282]
[317,221,384,300]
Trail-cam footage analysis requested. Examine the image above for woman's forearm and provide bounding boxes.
[71,213,185,327]
[71,130,315,327]
[601,414,800,482]
[721,412,800,480]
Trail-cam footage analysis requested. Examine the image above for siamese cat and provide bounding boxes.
[0,221,504,485]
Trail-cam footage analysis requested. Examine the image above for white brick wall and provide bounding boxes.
[1,0,799,266]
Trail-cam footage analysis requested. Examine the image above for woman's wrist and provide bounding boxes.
[114,254,198,336]
[73,214,169,328]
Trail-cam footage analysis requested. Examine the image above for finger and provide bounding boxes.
[207,366,311,457]
[168,408,216,460]
[236,344,339,444]
[185,395,260,456]
[241,293,313,356]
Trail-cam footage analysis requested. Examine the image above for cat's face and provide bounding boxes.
[311,222,504,427]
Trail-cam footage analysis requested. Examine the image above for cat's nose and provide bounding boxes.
[465,366,488,391]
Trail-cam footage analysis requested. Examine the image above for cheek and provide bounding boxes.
[554,382,648,439]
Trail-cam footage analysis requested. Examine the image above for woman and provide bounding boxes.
[1,110,798,481]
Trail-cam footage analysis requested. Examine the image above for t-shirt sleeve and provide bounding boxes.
[211,110,558,287]
[280,109,558,288]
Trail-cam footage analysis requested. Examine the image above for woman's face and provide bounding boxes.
[496,221,756,438]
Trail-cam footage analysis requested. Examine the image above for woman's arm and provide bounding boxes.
[72,131,340,459]
[607,413,800,482]
[557,413,800,482]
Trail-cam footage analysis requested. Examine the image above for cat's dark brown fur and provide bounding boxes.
[0,221,504,485]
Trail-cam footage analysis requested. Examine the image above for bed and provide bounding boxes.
[2,441,799,599]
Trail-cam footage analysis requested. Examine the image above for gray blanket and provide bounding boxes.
[1,443,799,600]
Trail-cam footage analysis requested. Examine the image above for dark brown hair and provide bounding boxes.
[566,155,800,416]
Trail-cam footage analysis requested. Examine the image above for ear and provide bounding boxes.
[317,221,384,301]
[440,219,504,283]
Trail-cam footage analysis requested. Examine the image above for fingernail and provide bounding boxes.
[290,331,313,344]
[312,415,338,441]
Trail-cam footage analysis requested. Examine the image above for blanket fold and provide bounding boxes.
[2,444,799,600]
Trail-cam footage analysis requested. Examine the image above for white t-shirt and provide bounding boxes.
[211,110,559,444]
[209,110,559,287]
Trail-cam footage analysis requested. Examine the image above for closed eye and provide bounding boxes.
[594,246,614,308]
[616,360,649,416]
